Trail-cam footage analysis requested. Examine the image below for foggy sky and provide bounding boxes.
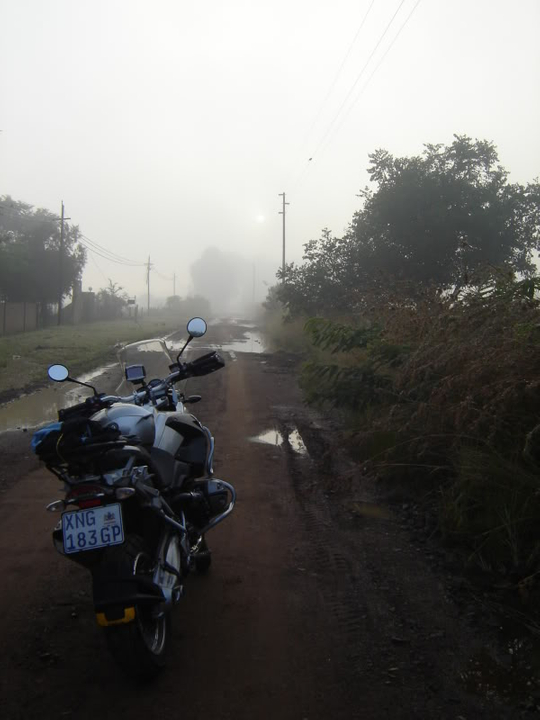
[1,0,539,308]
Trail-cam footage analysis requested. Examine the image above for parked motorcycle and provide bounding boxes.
[32,317,235,679]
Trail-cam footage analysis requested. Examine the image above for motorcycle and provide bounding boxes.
[32,317,235,679]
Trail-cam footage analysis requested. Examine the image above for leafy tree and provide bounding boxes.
[165,294,211,317]
[276,229,365,316]
[96,280,128,320]
[275,137,540,316]
[165,295,183,310]
[0,196,86,305]
[353,136,540,285]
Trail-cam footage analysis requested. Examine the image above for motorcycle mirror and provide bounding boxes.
[186,317,207,338]
[48,364,69,382]
[47,363,99,395]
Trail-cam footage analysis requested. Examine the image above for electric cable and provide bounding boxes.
[291,0,422,193]
[306,0,377,139]
[319,0,423,157]
[308,0,408,163]
[286,0,377,189]
[80,234,146,266]
[78,238,144,267]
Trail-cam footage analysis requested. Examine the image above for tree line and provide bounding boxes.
[274,135,540,315]
[0,197,136,323]
[267,136,540,576]
[0,196,86,307]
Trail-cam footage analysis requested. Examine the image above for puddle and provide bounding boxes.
[288,428,308,455]
[164,339,214,353]
[220,331,266,355]
[0,363,117,433]
[72,363,117,385]
[250,427,309,456]
[253,429,284,447]
[160,327,265,356]
[459,620,540,707]
[461,644,540,705]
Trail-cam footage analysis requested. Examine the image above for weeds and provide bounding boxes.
[0,315,184,396]
[269,276,540,576]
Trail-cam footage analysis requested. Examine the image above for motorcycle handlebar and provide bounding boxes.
[57,353,225,419]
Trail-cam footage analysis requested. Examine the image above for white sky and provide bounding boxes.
[1,0,539,306]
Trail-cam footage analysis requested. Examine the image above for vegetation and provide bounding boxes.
[165,294,211,318]
[96,280,129,320]
[277,136,540,317]
[0,196,86,306]
[300,277,540,573]
[267,136,540,579]
[0,315,184,397]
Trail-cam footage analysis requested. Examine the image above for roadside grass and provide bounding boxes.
[0,316,186,396]
[261,310,312,355]
[263,281,540,579]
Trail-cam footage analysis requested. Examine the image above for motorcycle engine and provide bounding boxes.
[186,479,229,527]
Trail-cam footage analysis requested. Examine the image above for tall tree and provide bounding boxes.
[0,195,86,304]
[351,136,540,285]
[276,137,540,316]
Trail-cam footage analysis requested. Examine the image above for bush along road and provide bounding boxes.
[0,320,537,719]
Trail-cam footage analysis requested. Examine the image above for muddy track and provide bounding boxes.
[0,324,533,718]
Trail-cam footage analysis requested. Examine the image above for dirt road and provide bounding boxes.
[0,323,528,718]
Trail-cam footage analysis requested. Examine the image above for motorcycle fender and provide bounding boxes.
[92,571,165,627]
[96,607,136,627]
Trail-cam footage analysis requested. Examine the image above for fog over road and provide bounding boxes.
[0,322,521,719]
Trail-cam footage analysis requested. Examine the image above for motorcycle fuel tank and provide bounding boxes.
[91,404,155,446]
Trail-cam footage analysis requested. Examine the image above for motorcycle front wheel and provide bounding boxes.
[102,535,169,680]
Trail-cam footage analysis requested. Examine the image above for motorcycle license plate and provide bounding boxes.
[62,503,124,554]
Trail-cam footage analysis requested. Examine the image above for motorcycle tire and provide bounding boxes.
[194,536,212,574]
[102,535,169,680]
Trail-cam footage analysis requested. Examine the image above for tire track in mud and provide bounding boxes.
[271,408,501,718]
[273,411,376,677]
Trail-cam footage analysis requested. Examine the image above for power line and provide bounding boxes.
[78,238,144,267]
[80,233,145,266]
[319,0,423,157]
[309,0,408,162]
[286,1,377,189]
[0,205,146,267]
[306,0,377,140]
[87,251,109,284]
[291,0,422,194]
[153,268,174,282]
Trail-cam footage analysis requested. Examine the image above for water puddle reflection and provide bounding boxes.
[220,331,266,355]
[250,427,309,456]
[254,429,284,447]
[0,363,117,433]
[288,428,308,455]
[460,624,540,707]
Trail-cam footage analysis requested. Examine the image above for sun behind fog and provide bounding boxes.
[256,215,265,223]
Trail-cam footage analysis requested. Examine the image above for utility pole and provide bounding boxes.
[173,272,176,297]
[146,256,152,314]
[57,201,70,325]
[278,192,289,281]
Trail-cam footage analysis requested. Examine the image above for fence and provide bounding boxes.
[0,301,39,335]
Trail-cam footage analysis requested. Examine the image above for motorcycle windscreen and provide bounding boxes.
[116,339,173,394]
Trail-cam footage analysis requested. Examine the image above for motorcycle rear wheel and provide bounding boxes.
[103,535,169,680]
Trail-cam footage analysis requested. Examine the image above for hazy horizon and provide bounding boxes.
[1,0,539,307]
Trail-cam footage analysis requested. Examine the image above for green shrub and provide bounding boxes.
[294,276,540,574]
